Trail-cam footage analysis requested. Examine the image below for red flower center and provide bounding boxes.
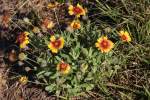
[17,33,26,43]
[121,35,127,41]
[73,7,83,14]
[100,40,109,49]
[73,23,79,29]
[52,40,61,48]
[60,63,68,71]
[2,15,10,24]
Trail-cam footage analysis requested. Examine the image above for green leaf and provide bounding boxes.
[85,77,93,81]
[36,71,45,78]
[81,84,94,91]
[143,86,150,98]
[62,84,72,89]
[44,72,52,76]
[37,58,43,63]
[41,60,47,67]
[50,73,60,79]
[55,56,61,61]
[82,47,88,56]
[88,47,93,58]
[86,84,94,91]
[60,53,72,63]
[92,65,97,73]
[80,63,88,73]
[45,84,56,92]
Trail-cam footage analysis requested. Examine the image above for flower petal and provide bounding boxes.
[50,36,56,42]
[68,5,73,10]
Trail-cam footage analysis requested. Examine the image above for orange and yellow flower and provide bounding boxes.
[68,4,86,17]
[42,18,55,29]
[70,20,81,30]
[16,32,29,48]
[95,36,114,53]
[57,61,70,74]
[48,36,64,53]
[19,76,28,85]
[118,31,131,42]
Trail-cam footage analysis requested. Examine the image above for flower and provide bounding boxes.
[42,18,55,29]
[119,31,131,42]
[1,14,10,27]
[25,67,31,72]
[68,4,86,17]
[18,61,24,66]
[57,61,70,74]
[32,26,40,33]
[18,52,27,61]
[16,32,29,48]
[23,17,31,24]
[95,36,114,53]
[19,76,28,85]
[8,49,17,62]
[48,36,64,53]
[70,20,81,30]
[47,2,58,9]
